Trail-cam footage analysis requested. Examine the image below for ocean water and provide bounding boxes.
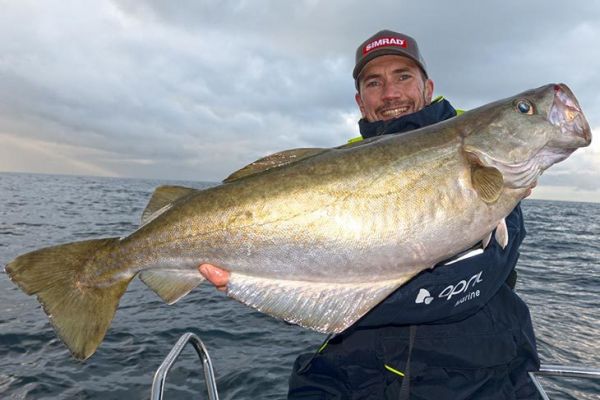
[0,172,598,399]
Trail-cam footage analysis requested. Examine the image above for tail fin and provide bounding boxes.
[5,238,131,360]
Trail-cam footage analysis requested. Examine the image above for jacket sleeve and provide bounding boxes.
[355,204,526,328]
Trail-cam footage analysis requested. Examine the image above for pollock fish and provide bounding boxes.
[5,83,591,360]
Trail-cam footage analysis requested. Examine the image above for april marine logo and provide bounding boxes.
[415,271,484,307]
[415,288,434,304]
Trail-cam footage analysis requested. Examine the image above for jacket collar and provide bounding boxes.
[359,98,457,139]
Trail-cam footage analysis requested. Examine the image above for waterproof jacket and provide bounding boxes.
[288,98,540,399]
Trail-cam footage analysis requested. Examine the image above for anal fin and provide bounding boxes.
[227,273,415,333]
[139,269,205,304]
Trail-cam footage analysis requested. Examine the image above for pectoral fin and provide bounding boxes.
[464,145,540,190]
[226,273,415,333]
[471,165,504,204]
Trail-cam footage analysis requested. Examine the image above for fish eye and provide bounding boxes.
[516,100,534,115]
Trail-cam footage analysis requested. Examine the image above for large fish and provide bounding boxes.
[5,83,591,360]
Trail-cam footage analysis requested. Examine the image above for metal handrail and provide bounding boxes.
[149,335,600,400]
[537,364,600,378]
[151,332,219,400]
[530,364,600,400]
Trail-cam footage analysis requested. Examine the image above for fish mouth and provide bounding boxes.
[548,84,592,148]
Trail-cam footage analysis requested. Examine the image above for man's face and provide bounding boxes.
[355,55,434,122]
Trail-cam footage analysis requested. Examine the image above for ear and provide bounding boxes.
[424,79,434,104]
[355,92,367,118]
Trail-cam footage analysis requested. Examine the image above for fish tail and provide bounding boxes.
[5,237,131,360]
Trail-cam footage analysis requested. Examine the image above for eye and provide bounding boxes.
[516,99,534,115]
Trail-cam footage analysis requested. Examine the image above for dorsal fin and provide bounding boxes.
[223,148,327,183]
[141,185,198,225]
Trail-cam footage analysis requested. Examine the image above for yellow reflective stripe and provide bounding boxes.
[384,364,405,377]
[318,340,329,353]
[434,95,466,115]
[346,97,464,144]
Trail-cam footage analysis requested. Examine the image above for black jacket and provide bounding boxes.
[288,99,540,399]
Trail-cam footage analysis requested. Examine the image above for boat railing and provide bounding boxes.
[151,332,599,400]
[530,364,600,400]
[151,332,219,400]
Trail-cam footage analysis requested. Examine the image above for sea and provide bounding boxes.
[0,172,598,399]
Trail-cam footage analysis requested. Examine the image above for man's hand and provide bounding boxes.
[199,264,230,292]
[524,180,538,198]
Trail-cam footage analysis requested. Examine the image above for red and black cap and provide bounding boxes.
[353,30,428,86]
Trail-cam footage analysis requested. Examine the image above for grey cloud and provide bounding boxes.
[0,0,599,193]
[0,0,356,179]
[540,171,600,191]
[111,0,600,121]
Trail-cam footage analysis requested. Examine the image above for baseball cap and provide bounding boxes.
[353,30,428,87]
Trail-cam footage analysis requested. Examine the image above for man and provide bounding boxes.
[200,30,540,399]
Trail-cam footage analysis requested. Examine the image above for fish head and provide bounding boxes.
[463,83,592,190]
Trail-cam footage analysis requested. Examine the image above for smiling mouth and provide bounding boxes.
[379,106,411,119]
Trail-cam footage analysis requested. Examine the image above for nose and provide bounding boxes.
[381,81,401,101]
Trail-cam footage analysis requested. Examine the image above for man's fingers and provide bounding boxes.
[524,180,538,198]
[199,264,230,291]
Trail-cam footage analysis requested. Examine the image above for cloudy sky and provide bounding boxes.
[1,0,599,202]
